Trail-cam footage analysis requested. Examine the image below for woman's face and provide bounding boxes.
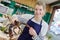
[34,5,45,18]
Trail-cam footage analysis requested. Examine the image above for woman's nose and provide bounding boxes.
[36,10,41,14]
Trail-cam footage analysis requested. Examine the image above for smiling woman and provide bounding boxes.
[18,1,48,40]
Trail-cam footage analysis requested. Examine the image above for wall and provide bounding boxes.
[14,0,36,8]
[0,0,2,2]
[46,4,53,14]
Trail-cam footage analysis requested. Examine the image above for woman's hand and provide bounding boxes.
[29,27,37,37]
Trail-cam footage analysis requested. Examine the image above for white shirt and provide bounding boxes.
[31,18,48,40]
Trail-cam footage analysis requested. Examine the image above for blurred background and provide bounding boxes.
[0,0,60,40]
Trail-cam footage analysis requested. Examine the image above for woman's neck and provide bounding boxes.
[34,16,42,22]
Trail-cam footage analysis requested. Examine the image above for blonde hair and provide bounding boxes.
[35,1,46,10]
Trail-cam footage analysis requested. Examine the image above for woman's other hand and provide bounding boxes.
[29,27,37,37]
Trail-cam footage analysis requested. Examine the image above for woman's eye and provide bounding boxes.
[35,9,38,10]
[39,9,42,11]
[35,9,37,11]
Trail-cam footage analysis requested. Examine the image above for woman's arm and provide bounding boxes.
[17,17,28,24]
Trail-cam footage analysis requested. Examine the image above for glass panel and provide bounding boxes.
[50,9,60,34]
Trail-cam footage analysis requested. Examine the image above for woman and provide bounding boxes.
[18,1,48,40]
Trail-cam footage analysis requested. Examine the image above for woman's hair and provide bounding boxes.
[35,1,46,10]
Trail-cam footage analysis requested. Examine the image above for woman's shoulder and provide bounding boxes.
[40,20,49,36]
[42,20,48,27]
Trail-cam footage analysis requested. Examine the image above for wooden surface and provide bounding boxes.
[14,0,37,8]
